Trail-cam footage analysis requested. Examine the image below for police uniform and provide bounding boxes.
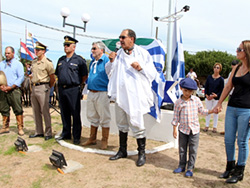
[29,42,55,140]
[55,36,88,144]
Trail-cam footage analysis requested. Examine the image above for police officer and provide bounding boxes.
[55,36,88,145]
[29,42,55,140]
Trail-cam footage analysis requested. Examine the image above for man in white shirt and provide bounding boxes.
[106,29,157,167]
[186,68,197,80]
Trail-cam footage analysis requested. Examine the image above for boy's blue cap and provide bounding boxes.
[179,78,197,90]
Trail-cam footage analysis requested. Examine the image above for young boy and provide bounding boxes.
[172,78,214,177]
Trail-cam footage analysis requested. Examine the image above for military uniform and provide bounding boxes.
[55,36,88,144]
[30,52,54,139]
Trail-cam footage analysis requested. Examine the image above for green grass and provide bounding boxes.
[42,164,51,172]
[31,179,42,188]
[3,146,17,155]
[51,115,61,120]
[25,121,35,128]
[0,174,11,184]
[37,138,57,149]
[199,117,206,128]
[0,135,8,142]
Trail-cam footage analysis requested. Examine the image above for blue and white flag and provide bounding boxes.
[171,17,185,99]
[102,38,166,122]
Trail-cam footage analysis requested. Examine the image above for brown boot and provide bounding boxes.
[16,115,24,136]
[82,125,98,146]
[101,127,110,150]
[0,116,10,134]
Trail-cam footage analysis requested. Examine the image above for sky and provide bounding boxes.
[1,0,250,67]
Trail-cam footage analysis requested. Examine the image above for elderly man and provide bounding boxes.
[82,41,111,149]
[0,46,24,135]
[106,29,157,166]
[56,36,88,145]
[29,42,55,140]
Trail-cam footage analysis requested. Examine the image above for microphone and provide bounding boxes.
[115,41,121,52]
[109,41,121,62]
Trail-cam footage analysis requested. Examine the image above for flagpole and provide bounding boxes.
[151,0,155,37]
[166,0,174,81]
[25,25,27,63]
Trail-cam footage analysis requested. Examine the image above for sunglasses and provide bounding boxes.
[63,43,71,47]
[119,35,127,40]
[236,47,244,52]
[214,66,220,69]
[91,47,97,50]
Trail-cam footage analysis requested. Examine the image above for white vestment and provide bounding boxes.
[106,44,157,129]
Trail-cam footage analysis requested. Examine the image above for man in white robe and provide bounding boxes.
[105,29,157,167]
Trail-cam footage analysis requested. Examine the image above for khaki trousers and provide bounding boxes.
[31,84,52,136]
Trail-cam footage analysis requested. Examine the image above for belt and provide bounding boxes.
[61,85,79,89]
[89,90,99,93]
[32,82,49,86]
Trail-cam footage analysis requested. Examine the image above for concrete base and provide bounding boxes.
[62,160,83,174]
[27,145,43,153]
[81,100,177,148]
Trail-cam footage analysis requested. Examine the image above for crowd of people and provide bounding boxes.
[0,30,249,183]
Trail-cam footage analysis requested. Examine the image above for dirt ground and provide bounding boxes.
[0,101,249,188]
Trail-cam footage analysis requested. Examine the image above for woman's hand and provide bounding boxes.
[212,103,222,114]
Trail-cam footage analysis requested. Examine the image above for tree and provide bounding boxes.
[184,50,236,79]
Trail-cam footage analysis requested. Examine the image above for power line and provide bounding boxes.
[1,10,111,40]
[2,29,92,46]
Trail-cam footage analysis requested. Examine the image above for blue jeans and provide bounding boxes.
[225,106,250,166]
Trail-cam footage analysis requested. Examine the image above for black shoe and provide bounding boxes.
[226,165,245,184]
[45,136,53,141]
[73,139,80,145]
[136,152,146,167]
[109,150,127,160]
[136,137,146,167]
[56,135,71,140]
[219,161,235,179]
[29,134,44,138]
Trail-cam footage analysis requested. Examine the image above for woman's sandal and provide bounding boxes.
[212,128,217,133]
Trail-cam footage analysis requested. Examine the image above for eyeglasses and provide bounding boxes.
[236,47,244,52]
[91,47,97,50]
[119,35,127,40]
[214,66,220,69]
[63,43,70,47]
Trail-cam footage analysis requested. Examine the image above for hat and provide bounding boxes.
[231,60,239,66]
[63,35,78,45]
[35,41,47,50]
[0,71,7,86]
[179,78,197,90]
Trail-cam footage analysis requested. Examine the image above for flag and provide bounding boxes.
[171,18,185,99]
[102,38,166,122]
[20,31,38,60]
[20,42,34,60]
